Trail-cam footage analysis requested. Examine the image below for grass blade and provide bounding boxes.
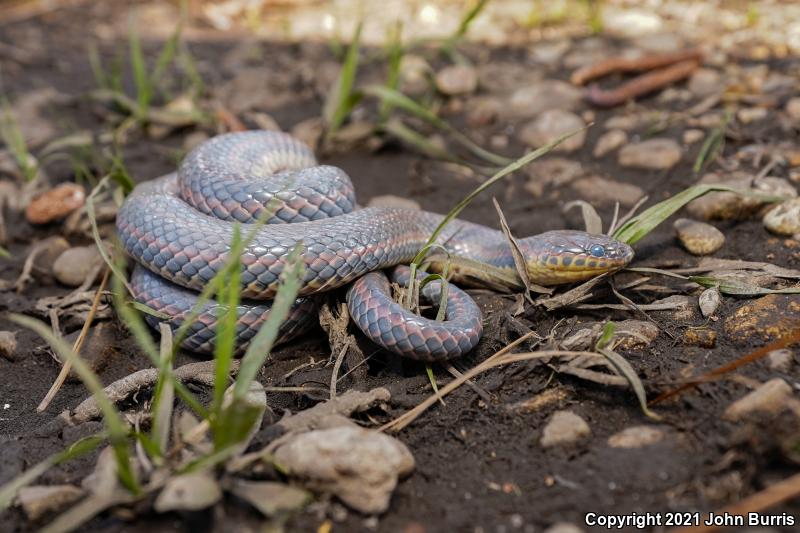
[595,323,660,420]
[233,244,305,401]
[9,315,140,494]
[213,225,243,414]
[324,21,363,139]
[412,124,588,265]
[0,434,106,510]
[612,184,784,245]
[364,85,512,166]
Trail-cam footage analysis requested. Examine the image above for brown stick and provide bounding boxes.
[37,269,111,412]
[668,472,800,533]
[649,329,800,406]
[586,59,700,108]
[571,49,703,86]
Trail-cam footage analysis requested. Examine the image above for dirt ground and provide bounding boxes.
[1,1,800,532]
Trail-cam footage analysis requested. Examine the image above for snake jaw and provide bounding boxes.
[520,230,635,285]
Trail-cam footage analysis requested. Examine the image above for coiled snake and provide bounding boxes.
[116,131,634,361]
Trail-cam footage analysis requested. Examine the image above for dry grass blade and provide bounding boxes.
[493,198,546,300]
[650,329,800,406]
[38,269,110,412]
[380,331,541,432]
[564,200,603,234]
[10,315,139,494]
[537,273,608,311]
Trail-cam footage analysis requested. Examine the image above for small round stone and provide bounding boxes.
[607,425,664,448]
[0,331,17,360]
[682,129,704,145]
[618,138,681,170]
[674,218,725,255]
[518,110,586,153]
[540,410,591,448]
[53,245,103,287]
[763,198,800,235]
[26,183,85,224]
[593,129,627,157]
[435,64,478,96]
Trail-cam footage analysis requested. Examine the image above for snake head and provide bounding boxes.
[520,230,634,285]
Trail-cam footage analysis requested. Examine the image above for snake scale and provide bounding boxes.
[116,131,634,361]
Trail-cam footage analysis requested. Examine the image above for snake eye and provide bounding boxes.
[589,244,606,258]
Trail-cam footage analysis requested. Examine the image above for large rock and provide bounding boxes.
[273,426,414,514]
[724,295,800,345]
[723,379,793,421]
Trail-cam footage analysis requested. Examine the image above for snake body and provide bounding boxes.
[117,131,634,361]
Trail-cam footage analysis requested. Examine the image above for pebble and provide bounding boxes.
[155,472,222,512]
[33,236,70,280]
[632,33,684,53]
[593,129,627,158]
[602,9,663,37]
[366,195,421,210]
[737,107,768,124]
[699,287,721,318]
[0,330,17,360]
[64,322,116,377]
[466,97,501,127]
[682,129,705,145]
[540,410,591,448]
[571,176,645,207]
[25,183,86,225]
[723,378,792,421]
[724,295,800,344]
[53,245,103,287]
[508,80,584,118]
[518,110,586,153]
[686,174,797,221]
[768,349,794,371]
[673,218,725,255]
[435,64,478,96]
[607,426,664,448]
[763,198,800,235]
[688,68,723,98]
[618,138,682,170]
[786,97,800,122]
[399,55,432,96]
[524,158,585,198]
[683,328,717,348]
[273,426,414,514]
[614,320,659,350]
[17,485,84,521]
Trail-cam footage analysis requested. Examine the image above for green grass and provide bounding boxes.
[323,21,363,141]
[0,169,306,526]
[0,101,38,182]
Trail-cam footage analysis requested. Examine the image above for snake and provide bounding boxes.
[116,131,635,362]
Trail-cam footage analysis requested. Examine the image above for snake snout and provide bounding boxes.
[520,230,634,285]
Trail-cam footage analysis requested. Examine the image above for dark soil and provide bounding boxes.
[1,2,799,532]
